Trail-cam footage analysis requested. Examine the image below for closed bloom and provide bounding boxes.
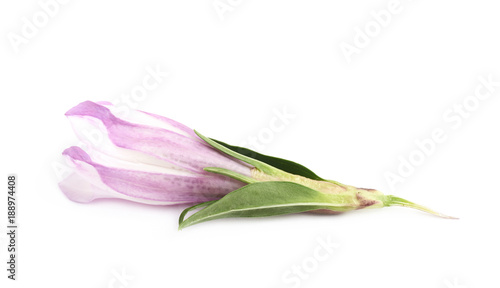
[60,101,455,229]
[59,101,251,205]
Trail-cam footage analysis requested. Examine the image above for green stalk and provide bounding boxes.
[385,195,458,219]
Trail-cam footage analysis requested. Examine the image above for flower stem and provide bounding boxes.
[385,195,458,219]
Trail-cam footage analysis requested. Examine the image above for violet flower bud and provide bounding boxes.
[58,101,250,205]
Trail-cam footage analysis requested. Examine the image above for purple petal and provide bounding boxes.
[138,111,203,142]
[98,101,202,142]
[65,101,252,176]
[60,146,245,204]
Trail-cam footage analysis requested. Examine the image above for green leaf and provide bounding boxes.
[178,200,217,226]
[195,130,276,175]
[203,167,257,184]
[211,138,326,181]
[194,130,326,181]
[178,181,355,229]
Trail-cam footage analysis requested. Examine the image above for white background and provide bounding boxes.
[1,1,499,288]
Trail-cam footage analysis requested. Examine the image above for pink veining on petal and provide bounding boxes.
[98,101,201,142]
[60,146,245,204]
[139,111,204,143]
[65,101,252,176]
